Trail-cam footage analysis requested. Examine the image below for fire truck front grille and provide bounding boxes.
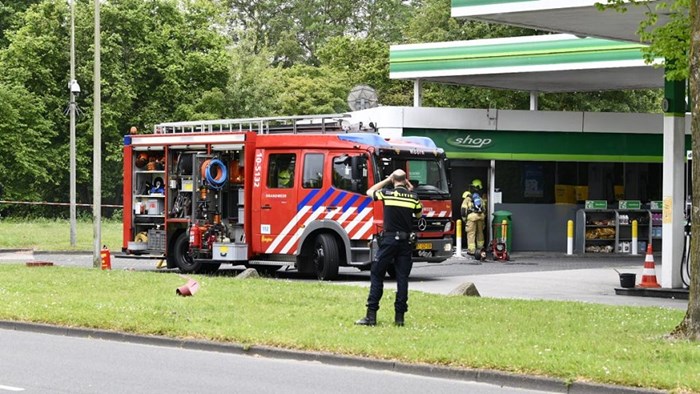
[414,218,450,233]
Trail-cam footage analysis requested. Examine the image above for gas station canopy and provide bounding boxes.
[390,34,663,92]
[451,0,670,43]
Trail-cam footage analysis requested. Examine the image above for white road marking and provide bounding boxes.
[0,384,25,392]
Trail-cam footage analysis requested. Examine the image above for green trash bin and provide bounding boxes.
[492,210,513,252]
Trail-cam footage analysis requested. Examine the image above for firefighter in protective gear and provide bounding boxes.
[461,179,486,256]
[277,164,294,188]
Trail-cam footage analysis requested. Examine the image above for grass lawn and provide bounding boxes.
[0,218,122,251]
[0,264,697,393]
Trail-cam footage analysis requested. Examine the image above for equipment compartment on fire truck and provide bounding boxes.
[121,114,454,279]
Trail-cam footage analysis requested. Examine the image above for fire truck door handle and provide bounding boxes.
[326,206,337,211]
[262,204,272,210]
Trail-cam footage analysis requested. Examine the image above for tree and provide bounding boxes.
[0,0,233,213]
[0,0,43,48]
[277,65,349,115]
[0,82,54,207]
[224,0,414,67]
[600,0,698,340]
[681,0,700,341]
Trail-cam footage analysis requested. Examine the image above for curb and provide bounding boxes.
[0,249,93,255]
[0,320,666,394]
[34,250,93,255]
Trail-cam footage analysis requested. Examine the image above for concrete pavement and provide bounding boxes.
[409,254,688,310]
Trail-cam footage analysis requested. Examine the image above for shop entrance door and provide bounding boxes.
[449,160,491,250]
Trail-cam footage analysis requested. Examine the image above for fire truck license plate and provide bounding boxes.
[416,242,432,250]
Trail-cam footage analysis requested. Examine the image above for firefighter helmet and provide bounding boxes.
[471,179,483,190]
[135,153,149,169]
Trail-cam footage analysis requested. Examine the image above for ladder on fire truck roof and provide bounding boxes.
[154,113,353,135]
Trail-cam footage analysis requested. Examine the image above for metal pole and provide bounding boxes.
[530,91,538,111]
[567,220,574,255]
[413,79,422,107]
[69,0,77,247]
[92,0,101,268]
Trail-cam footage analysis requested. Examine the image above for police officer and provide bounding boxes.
[461,179,487,258]
[355,169,422,327]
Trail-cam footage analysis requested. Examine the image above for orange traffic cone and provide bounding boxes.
[638,244,661,288]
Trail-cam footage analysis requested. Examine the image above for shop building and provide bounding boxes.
[350,105,690,253]
[348,33,685,253]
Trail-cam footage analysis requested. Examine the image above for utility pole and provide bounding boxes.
[69,0,77,247]
[92,0,101,268]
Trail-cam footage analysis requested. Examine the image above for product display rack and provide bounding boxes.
[615,209,651,253]
[575,209,617,254]
[575,206,658,254]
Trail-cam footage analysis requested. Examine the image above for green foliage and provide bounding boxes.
[0,82,54,202]
[0,0,233,214]
[318,37,404,105]
[278,65,350,115]
[0,0,43,48]
[225,0,414,66]
[540,90,663,113]
[224,46,286,118]
[597,0,690,81]
[403,0,534,44]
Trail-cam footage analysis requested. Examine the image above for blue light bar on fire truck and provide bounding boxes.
[385,137,444,155]
[337,133,392,148]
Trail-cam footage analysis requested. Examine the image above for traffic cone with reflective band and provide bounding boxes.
[100,246,112,270]
[638,244,661,288]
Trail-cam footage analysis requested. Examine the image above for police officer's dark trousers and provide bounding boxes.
[367,236,413,314]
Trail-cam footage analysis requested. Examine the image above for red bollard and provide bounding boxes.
[100,246,112,270]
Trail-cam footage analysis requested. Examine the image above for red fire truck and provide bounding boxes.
[122,114,453,279]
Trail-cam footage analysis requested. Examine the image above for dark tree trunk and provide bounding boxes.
[673,0,700,340]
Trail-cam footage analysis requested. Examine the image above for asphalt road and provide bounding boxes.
[0,328,553,394]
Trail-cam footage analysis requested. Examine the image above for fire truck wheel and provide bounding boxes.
[173,232,209,274]
[312,234,339,281]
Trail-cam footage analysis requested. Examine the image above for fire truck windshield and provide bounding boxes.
[375,155,449,199]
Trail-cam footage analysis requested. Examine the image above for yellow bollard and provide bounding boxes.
[455,219,463,257]
[631,220,638,255]
[567,220,574,255]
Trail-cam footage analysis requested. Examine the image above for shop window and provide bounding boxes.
[495,161,555,204]
[496,161,664,205]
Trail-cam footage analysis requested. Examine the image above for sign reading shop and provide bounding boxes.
[446,134,493,149]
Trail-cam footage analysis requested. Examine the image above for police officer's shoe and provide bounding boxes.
[394,312,404,327]
[355,309,377,326]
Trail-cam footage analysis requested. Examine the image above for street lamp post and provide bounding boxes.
[92,0,101,268]
[69,0,77,247]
